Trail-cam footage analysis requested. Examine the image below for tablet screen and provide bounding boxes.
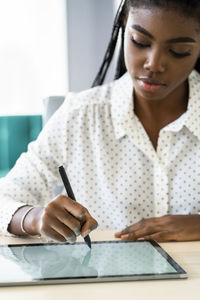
[0,240,187,286]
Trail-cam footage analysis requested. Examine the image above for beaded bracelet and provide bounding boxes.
[20,206,34,234]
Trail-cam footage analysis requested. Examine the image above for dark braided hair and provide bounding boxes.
[91,0,127,87]
[92,0,200,87]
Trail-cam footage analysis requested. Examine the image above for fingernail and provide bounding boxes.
[74,228,81,236]
[115,232,122,236]
[121,234,129,239]
[82,229,91,238]
[67,236,76,244]
[137,237,145,240]
[79,213,85,220]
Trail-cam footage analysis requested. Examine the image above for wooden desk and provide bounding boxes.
[0,230,199,300]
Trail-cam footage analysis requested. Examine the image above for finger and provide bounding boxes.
[115,219,163,240]
[47,195,87,222]
[138,231,177,242]
[45,197,82,235]
[61,196,89,221]
[115,218,163,238]
[119,225,159,240]
[115,218,152,237]
[47,195,98,237]
[50,219,77,243]
[41,226,67,243]
[54,208,81,236]
[41,214,76,243]
[81,211,98,237]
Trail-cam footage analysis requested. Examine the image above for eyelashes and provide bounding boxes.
[131,37,150,49]
[131,37,191,58]
[169,50,191,58]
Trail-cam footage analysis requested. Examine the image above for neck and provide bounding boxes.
[133,80,189,150]
[134,80,188,124]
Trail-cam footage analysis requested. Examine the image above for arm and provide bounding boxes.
[0,104,67,235]
[0,96,93,239]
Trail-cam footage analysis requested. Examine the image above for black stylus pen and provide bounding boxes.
[58,166,91,249]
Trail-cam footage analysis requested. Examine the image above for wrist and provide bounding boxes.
[23,207,44,235]
[20,206,34,234]
[8,205,33,235]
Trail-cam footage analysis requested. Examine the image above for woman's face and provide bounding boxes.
[124,7,200,101]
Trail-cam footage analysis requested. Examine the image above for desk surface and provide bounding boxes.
[0,230,199,300]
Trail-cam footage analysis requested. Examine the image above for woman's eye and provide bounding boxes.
[169,49,191,58]
[131,37,150,48]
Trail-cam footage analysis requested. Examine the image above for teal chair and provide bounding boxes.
[0,115,42,178]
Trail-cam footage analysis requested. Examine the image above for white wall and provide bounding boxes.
[66,0,115,91]
[0,0,68,115]
[0,0,121,115]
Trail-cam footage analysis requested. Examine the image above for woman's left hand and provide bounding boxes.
[115,214,200,242]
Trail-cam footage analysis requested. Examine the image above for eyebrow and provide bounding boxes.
[131,24,197,43]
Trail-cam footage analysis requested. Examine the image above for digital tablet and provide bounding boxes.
[0,240,187,286]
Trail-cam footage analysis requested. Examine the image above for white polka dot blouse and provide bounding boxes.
[0,70,200,234]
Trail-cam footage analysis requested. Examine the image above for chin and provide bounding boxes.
[135,89,169,101]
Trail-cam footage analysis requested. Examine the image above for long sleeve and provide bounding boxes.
[0,98,70,235]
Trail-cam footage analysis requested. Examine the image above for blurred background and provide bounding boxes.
[0,0,121,177]
[0,0,120,116]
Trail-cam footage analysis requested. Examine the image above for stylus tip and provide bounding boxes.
[84,235,91,248]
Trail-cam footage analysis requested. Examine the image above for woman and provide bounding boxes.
[1,0,200,242]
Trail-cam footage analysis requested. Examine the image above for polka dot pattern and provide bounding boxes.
[0,70,200,234]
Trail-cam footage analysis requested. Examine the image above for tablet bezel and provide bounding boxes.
[0,240,187,286]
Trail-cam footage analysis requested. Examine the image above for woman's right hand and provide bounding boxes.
[20,195,98,242]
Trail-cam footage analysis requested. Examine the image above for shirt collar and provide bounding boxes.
[111,74,158,162]
[111,70,200,141]
[163,70,200,138]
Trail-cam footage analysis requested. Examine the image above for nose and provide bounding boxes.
[144,48,165,73]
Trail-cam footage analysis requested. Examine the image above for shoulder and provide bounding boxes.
[64,81,115,112]
[62,73,132,114]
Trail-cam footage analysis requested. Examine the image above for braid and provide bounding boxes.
[91,0,127,87]
[195,58,200,73]
[114,25,126,80]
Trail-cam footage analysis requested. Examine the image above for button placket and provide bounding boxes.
[153,130,171,216]
[153,163,169,216]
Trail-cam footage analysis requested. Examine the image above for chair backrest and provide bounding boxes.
[0,115,42,177]
[0,97,64,178]
[42,96,66,195]
[42,96,65,125]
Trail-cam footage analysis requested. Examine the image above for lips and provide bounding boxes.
[137,77,166,92]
